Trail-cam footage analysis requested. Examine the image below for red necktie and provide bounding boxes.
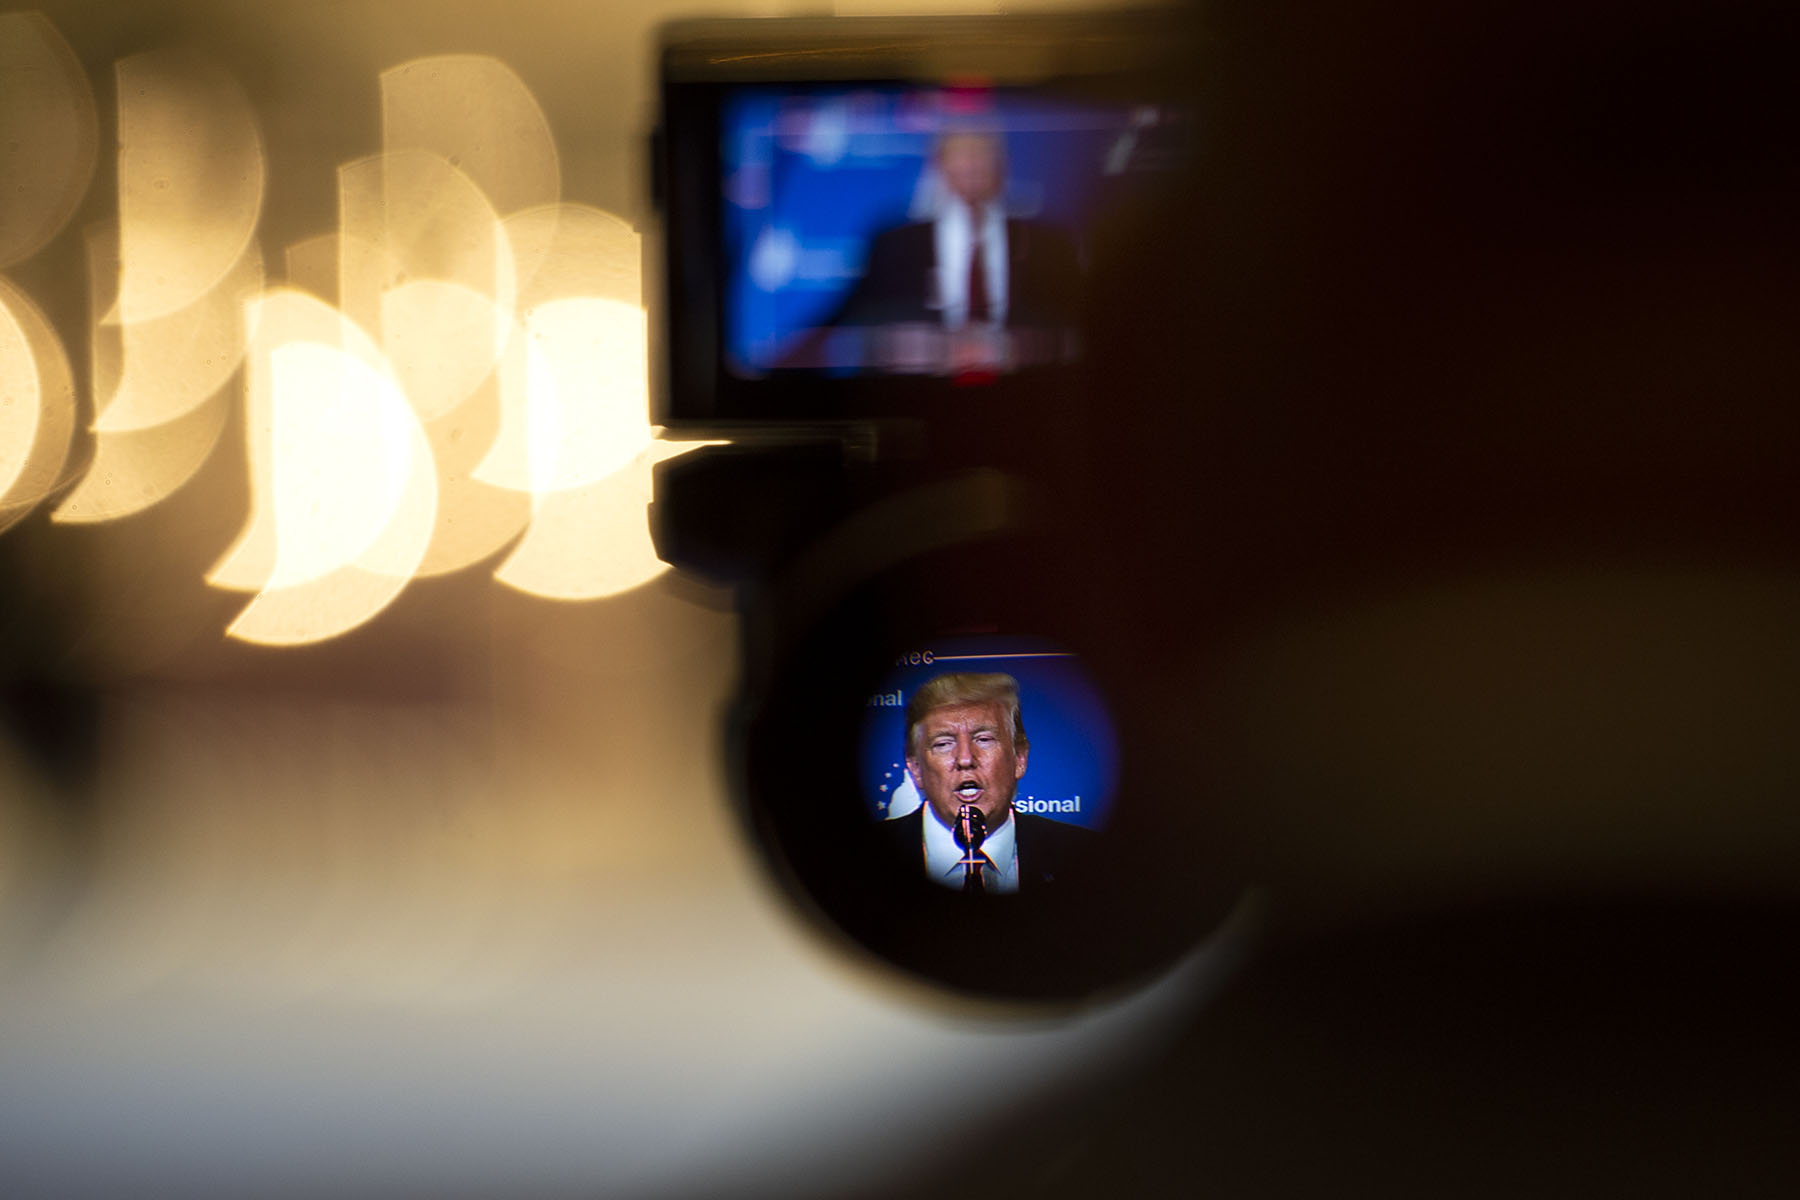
[966,216,989,324]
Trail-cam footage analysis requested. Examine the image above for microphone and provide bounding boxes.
[955,803,988,894]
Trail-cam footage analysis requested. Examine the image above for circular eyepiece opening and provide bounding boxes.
[742,607,1236,1002]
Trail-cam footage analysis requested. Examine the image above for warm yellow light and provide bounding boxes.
[7,41,724,634]
[283,233,343,303]
[93,235,263,434]
[52,223,241,523]
[0,12,97,269]
[478,203,716,599]
[0,276,76,533]
[112,49,265,324]
[831,0,1141,11]
[477,206,651,494]
[380,280,507,424]
[337,150,517,345]
[491,442,696,601]
[0,292,43,503]
[381,56,560,220]
[505,202,641,310]
[531,297,651,490]
[409,378,534,577]
[403,312,532,579]
[210,290,438,644]
[334,151,532,576]
[51,397,232,525]
[260,342,422,587]
[213,290,380,593]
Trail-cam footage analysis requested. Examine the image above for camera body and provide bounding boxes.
[649,13,1236,999]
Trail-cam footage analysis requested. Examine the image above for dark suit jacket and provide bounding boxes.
[876,806,1098,893]
[833,219,1081,330]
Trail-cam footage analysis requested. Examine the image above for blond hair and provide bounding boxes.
[905,672,1028,757]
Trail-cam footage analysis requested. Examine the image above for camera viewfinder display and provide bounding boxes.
[721,86,1185,379]
[860,635,1117,829]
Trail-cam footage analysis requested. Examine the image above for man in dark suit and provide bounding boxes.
[826,131,1082,370]
[879,672,1096,894]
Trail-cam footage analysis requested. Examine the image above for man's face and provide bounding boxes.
[937,134,1004,209]
[906,700,1028,832]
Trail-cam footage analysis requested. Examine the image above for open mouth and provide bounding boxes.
[955,781,983,800]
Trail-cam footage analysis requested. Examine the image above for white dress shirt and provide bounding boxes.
[921,802,1021,894]
[932,202,1008,330]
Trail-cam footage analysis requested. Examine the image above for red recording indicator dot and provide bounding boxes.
[941,79,996,114]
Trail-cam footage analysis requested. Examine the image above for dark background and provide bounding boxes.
[3,1,1798,1195]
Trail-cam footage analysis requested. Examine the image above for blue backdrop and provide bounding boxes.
[858,636,1118,831]
[721,85,1147,373]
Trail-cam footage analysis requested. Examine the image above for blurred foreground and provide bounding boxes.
[4,0,1800,1196]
